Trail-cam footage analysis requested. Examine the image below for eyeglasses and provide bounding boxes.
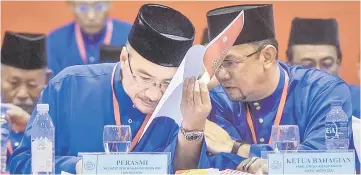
[74,2,109,13]
[299,57,337,71]
[127,56,170,92]
[216,45,266,72]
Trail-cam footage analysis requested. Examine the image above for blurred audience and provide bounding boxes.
[286,17,360,119]
[47,1,131,77]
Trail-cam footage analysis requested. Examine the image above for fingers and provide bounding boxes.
[200,82,211,105]
[193,80,202,106]
[182,78,190,106]
[248,158,266,174]
[237,159,250,172]
[186,77,196,106]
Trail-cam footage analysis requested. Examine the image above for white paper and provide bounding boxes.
[140,45,206,139]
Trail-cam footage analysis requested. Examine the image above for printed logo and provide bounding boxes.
[325,122,339,139]
[270,160,282,169]
[84,161,96,171]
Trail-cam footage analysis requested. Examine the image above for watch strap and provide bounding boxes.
[231,140,244,154]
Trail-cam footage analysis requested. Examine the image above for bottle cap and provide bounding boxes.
[37,104,49,112]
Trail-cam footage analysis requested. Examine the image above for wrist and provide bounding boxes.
[237,143,251,158]
[181,121,205,131]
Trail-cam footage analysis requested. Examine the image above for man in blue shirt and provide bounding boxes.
[201,4,355,173]
[1,31,50,167]
[47,1,132,77]
[9,4,212,174]
[286,17,360,119]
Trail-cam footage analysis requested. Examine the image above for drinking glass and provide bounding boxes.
[271,125,300,152]
[103,125,132,153]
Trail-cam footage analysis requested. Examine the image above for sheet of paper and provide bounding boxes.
[140,45,206,139]
[139,11,244,140]
[203,11,245,79]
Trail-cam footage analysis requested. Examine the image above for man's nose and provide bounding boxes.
[15,85,30,101]
[144,86,162,102]
[216,67,231,81]
[87,8,96,21]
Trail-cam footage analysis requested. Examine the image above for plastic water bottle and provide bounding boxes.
[325,100,349,150]
[1,106,9,173]
[31,104,55,174]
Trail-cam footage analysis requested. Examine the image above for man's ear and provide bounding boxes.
[260,45,277,70]
[46,69,53,84]
[120,46,129,69]
[120,46,128,62]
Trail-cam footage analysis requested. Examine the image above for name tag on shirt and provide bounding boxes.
[79,152,170,174]
[266,150,355,174]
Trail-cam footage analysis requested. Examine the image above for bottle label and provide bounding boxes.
[325,121,348,139]
[31,137,53,172]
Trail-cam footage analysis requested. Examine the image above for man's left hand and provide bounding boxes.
[2,103,30,132]
[237,157,268,174]
[204,120,235,154]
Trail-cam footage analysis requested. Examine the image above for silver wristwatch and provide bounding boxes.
[180,126,204,141]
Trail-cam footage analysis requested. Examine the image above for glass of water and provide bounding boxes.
[103,125,132,153]
[271,125,300,152]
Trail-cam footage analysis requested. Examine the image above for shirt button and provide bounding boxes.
[14,142,19,147]
[260,138,265,143]
[128,119,132,124]
[259,118,264,124]
[254,102,259,106]
[256,106,261,110]
[89,56,95,63]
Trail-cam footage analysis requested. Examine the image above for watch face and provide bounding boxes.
[185,132,203,141]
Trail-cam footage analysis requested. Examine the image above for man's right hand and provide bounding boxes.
[2,103,30,132]
[180,77,211,131]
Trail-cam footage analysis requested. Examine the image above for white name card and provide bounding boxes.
[266,150,355,174]
[79,152,170,174]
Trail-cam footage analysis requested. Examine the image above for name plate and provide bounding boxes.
[266,150,355,174]
[79,152,170,174]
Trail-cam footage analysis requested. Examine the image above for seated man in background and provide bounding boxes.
[202,4,354,174]
[1,31,51,164]
[9,4,213,174]
[47,0,131,77]
[286,17,360,119]
[286,17,360,173]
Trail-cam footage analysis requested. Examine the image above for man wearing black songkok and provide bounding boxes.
[1,31,51,165]
[9,4,212,174]
[286,17,359,119]
[200,4,355,174]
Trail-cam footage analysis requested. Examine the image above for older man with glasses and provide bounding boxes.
[47,1,131,77]
[194,4,356,174]
[286,18,360,119]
